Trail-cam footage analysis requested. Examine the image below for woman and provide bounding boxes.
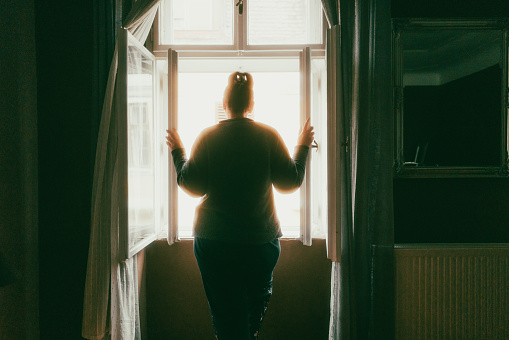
[166,71,314,340]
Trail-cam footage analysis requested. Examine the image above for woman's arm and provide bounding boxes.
[166,129,208,197]
[271,118,314,193]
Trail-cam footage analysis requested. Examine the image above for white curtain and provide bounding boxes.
[82,1,160,339]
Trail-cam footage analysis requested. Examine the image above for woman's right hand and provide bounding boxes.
[166,128,184,151]
[298,118,315,147]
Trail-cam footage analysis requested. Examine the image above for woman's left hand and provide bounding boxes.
[297,118,315,147]
[166,128,184,151]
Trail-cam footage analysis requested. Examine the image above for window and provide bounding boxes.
[247,0,323,45]
[118,28,159,259]
[153,0,324,53]
[129,103,152,168]
[152,0,328,245]
[119,0,330,259]
[159,0,234,45]
[174,58,303,238]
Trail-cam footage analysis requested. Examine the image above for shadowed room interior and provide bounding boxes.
[1,0,509,339]
[145,239,331,339]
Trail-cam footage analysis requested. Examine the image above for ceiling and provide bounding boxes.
[402,29,502,86]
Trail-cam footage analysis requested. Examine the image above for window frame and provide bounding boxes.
[118,27,160,259]
[163,49,326,244]
[151,0,327,56]
[149,0,334,247]
[115,1,343,259]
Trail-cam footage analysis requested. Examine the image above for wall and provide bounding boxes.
[35,0,97,338]
[392,0,509,18]
[146,239,331,340]
[0,0,39,338]
[33,0,141,337]
[395,178,509,243]
[1,1,122,338]
[392,0,509,244]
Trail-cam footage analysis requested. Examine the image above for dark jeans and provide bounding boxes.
[194,237,281,340]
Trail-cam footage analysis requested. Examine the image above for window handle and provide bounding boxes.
[311,139,318,152]
[236,0,244,15]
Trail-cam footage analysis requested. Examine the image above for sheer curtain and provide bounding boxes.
[82,1,160,339]
[323,0,394,339]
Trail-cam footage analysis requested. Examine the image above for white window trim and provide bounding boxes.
[151,0,327,55]
[167,49,179,246]
[300,47,312,246]
[164,48,325,246]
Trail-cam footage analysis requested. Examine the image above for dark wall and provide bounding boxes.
[33,0,137,337]
[146,239,331,340]
[394,178,509,243]
[0,0,39,338]
[392,1,509,244]
[392,0,509,18]
[35,1,98,338]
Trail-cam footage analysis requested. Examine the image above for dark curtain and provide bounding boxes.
[326,0,394,338]
[321,0,339,27]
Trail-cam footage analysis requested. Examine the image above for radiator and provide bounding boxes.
[395,244,509,340]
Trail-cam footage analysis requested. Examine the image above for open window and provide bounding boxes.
[158,0,330,247]
[118,0,342,257]
[118,28,161,259]
[163,49,327,244]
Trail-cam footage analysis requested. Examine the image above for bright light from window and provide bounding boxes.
[247,0,323,45]
[159,0,234,45]
[176,58,301,238]
[158,0,323,47]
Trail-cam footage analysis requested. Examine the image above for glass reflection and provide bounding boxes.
[127,43,156,249]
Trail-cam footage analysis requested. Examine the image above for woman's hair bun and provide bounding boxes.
[234,72,248,85]
[232,72,252,88]
[224,71,254,115]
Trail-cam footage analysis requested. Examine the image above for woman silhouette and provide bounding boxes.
[166,71,314,340]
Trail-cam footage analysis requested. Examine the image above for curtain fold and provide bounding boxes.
[320,0,339,28]
[82,1,160,339]
[124,0,160,41]
[328,0,393,339]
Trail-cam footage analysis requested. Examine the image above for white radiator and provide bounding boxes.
[395,244,509,340]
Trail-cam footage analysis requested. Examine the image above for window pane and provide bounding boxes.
[126,41,156,250]
[310,58,327,239]
[157,60,170,238]
[159,0,234,45]
[177,58,301,238]
[247,0,323,45]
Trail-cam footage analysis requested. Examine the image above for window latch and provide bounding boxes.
[236,0,244,15]
[311,139,318,152]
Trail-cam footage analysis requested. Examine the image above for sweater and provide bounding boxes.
[171,117,309,244]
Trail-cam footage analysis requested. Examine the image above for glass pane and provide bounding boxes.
[157,60,169,238]
[310,57,327,238]
[401,29,502,167]
[177,58,301,238]
[127,39,156,250]
[159,0,234,45]
[248,0,323,45]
